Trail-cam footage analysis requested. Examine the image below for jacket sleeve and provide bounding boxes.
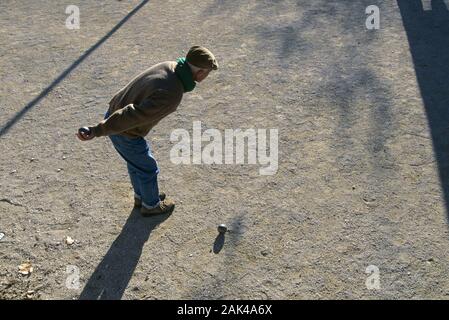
[90,89,174,137]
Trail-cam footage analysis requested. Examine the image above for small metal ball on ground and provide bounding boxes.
[217,224,227,234]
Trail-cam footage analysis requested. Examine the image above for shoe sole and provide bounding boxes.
[134,194,166,208]
[140,205,175,217]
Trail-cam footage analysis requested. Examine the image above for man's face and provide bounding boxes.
[194,69,212,83]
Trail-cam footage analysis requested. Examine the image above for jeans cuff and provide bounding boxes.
[142,200,160,209]
[134,193,141,200]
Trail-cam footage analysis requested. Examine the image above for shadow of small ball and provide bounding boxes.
[213,233,225,254]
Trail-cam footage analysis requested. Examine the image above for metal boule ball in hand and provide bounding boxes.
[78,127,91,135]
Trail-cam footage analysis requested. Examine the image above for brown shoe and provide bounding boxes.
[134,193,166,208]
[140,198,175,216]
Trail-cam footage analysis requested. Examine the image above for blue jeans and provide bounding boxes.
[104,111,160,208]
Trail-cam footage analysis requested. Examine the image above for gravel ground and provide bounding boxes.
[1,0,449,299]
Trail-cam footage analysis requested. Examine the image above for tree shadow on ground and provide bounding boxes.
[79,208,171,300]
[0,0,150,137]
[398,0,449,219]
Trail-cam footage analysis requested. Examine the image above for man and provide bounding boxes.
[76,46,218,216]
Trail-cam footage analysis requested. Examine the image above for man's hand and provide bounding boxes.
[76,127,95,141]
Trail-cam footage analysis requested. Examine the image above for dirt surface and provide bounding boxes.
[1,0,449,299]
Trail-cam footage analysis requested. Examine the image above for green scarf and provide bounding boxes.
[175,58,196,92]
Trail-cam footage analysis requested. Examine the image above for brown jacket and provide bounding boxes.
[90,61,184,138]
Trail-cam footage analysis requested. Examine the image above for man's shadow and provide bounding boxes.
[398,0,449,220]
[79,208,170,300]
